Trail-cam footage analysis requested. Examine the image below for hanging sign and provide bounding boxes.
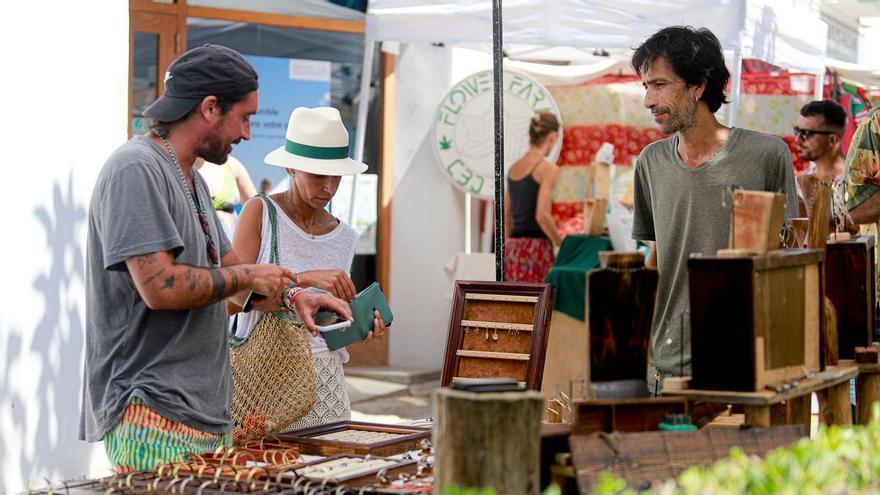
[433,70,563,199]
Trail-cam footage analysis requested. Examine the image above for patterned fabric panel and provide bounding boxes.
[282,350,351,431]
[103,397,228,474]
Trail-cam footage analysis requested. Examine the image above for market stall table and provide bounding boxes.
[664,365,858,427]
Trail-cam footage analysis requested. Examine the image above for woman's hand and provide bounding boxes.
[295,269,357,301]
[364,310,388,342]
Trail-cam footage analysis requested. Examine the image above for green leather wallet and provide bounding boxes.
[318,282,393,351]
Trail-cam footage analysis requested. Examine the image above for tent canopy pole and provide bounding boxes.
[492,0,504,281]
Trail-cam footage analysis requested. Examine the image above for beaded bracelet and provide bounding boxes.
[283,286,305,313]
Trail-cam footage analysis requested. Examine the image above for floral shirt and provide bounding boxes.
[844,106,880,295]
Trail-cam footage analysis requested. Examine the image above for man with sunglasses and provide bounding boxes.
[80,45,351,472]
[794,101,852,229]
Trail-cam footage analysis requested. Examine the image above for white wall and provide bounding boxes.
[0,2,129,492]
[387,43,463,369]
[858,16,880,66]
[387,45,499,369]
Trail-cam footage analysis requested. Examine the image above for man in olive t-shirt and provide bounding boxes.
[630,27,799,387]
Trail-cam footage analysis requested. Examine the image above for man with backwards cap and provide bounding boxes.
[79,44,351,472]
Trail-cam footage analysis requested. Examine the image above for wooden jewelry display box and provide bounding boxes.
[441,281,555,390]
[689,249,824,391]
[276,421,430,457]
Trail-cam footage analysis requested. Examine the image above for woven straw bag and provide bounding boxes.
[229,194,317,444]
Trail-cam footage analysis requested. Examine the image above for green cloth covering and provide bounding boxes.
[544,235,612,321]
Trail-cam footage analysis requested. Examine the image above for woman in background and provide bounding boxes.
[504,111,562,282]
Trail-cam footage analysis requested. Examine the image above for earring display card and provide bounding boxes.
[294,455,417,485]
[276,421,430,457]
[442,281,555,390]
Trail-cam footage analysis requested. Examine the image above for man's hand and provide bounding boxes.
[293,290,353,335]
[247,264,297,298]
[295,269,357,301]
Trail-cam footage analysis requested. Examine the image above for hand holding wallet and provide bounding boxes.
[318,282,393,350]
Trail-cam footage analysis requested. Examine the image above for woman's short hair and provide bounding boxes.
[529,111,560,146]
[631,26,731,113]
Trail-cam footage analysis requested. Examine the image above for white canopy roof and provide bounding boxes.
[366,0,828,74]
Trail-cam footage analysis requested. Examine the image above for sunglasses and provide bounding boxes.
[793,126,838,140]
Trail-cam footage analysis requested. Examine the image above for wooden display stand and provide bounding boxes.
[276,421,430,457]
[583,198,608,236]
[434,388,544,495]
[688,249,824,391]
[665,365,858,427]
[588,252,657,383]
[825,236,876,359]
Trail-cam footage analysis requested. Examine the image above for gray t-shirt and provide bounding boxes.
[632,127,798,382]
[80,135,233,442]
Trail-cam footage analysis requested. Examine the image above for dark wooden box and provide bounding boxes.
[689,249,823,391]
[826,236,876,359]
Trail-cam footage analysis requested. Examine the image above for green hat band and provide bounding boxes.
[285,139,349,160]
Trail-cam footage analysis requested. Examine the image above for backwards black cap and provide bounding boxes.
[144,44,258,122]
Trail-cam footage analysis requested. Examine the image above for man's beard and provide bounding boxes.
[198,134,231,165]
[656,96,697,135]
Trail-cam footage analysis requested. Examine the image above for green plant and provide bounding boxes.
[441,483,562,495]
[593,403,880,495]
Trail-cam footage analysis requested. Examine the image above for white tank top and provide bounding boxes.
[235,196,358,360]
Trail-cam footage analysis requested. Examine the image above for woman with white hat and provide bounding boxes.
[230,106,386,429]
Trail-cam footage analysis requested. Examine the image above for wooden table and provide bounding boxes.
[664,365,858,427]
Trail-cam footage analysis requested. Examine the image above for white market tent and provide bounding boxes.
[351,0,829,237]
[358,1,830,368]
[360,0,829,117]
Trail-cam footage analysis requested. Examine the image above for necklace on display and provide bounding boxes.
[152,128,219,264]
[282,193,320,240]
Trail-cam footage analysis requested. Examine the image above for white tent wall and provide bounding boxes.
[387,44,471,368]
[0,2,128,493]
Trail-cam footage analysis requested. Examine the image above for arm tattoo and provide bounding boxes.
[136,253,158,270]
[209,269,226,301]
[143,268,166,286]
[162,275,175,290]
[224,268,240,294]
[186,268,199,291]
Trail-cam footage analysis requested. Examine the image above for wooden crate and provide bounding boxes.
[571,397,689,435]
[825,236,876,359]
[442,281,554,390]
[570,426,806,494]
[275,421,430,457]
[688,249,823,391]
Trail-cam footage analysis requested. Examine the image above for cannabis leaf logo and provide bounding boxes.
[439,135,452,150]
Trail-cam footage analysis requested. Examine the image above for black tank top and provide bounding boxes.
[508,160,546,239]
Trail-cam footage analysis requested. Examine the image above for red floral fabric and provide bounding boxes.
[504,237,555,283]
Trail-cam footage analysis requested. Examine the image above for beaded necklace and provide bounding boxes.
[153,128,219,265]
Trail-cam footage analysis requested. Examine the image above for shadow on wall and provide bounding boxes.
[0,173,93,492]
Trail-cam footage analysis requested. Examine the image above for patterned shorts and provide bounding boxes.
[103,397,229,474]
[504,237,555,283]
[282,350,351,431]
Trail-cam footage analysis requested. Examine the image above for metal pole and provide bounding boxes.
[492,0,504,281]
[348,41,376,226]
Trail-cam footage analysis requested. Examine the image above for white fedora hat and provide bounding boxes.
[264,107,367,176]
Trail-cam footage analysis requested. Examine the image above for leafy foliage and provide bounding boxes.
[594,403,880,495]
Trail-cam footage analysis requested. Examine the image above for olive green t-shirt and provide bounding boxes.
[632,127,799,383]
